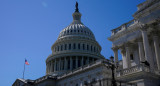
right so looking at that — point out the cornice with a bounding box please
[46,52,104,63]
[133,0,160,19]
[108,23,140,42]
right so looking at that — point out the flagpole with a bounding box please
[23,59,25,79]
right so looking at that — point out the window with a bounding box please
[65,44,67,50]
[76,84,78,86]
[91,45,92,51]
[94,47,96,52]
[87,45,89,50]
[73,43,76,49]
[78,43,80,49]
[130,54,134,60]
[83,44,85,50]
[61,45,63,51]
[58,46,59,51]
[68,60,70,69]
[69,44,71,50]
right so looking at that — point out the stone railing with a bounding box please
[136,0,159,14]
[116,64,150,77]
[111,19,138,35]
[35,75,56,83]
[57,59,105,79]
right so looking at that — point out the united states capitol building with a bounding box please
[13,0,160,86]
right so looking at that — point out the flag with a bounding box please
[25,59,29,65]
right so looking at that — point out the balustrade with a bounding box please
[111,19,137,35]
[116,64,150,77]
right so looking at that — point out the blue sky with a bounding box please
[0,0,145,86]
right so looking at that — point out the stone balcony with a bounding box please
[111,19,138,36]
[116,64,150,77]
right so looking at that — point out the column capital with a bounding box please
[120,48,125,54]
[135,38,143,42]
[139,24,149,31]
[150,18,160,28]
[111,46,118,52]
[124,43,131,48]
[151,30,159,37]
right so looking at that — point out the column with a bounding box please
[48,62,51,72]
[70,57,73,70]
[112,47,118,66]
[138,41,145,62]
[153,35,160,70]
[54,59,56,72]
[81,56,84,66]
[141,27,154,69]
[59,58,61,71]
[51,60,53,72]
[64,57,68,70]
[120,49,127,69]
[125,46,131,68]
[76,56,78,68]
[46,63,48,74]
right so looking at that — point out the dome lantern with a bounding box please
[72,2,82,24]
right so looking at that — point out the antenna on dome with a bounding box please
[75,1,79,12]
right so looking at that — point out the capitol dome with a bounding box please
[58,12,95,40]
[46,2,104,75]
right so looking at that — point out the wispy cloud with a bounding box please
[42,1,48,8]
